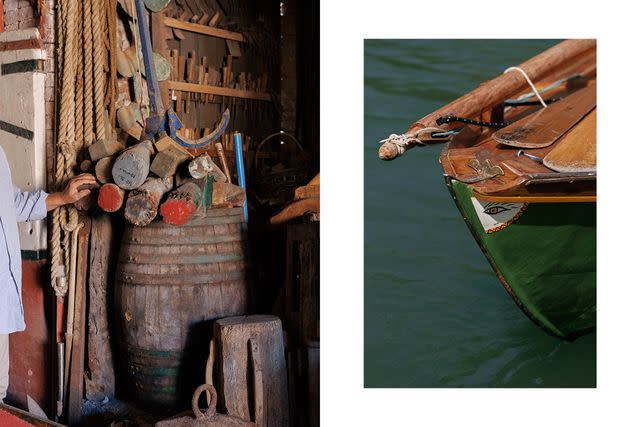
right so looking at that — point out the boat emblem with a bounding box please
[458,158,504,183]
[470,198,528,233]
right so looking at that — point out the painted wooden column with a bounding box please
[0,28,50,415]
[0,27,47,256]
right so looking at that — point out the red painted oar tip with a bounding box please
[98,183,125,212]
[160,199,197,226]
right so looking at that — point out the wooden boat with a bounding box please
[379,40,596,340]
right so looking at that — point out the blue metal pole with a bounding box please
[233,132,248,223]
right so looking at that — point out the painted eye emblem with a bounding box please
[483,206,510,215]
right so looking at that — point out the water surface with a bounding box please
[364,39,596,388]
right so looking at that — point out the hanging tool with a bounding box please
[134,0,229,148]
[233,132,248,223]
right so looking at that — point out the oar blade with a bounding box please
[543,109,596,173]
[494,84,596,148]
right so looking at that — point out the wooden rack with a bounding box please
[163,17,244,42]
[166,80,271,101]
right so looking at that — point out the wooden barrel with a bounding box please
[115,207,250,409]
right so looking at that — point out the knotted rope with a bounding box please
[378,126,448,155]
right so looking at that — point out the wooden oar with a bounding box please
[543,109,596,173]
[378,39,596,160]
[493,83,595,148]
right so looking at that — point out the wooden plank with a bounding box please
[543,109,596,173]
[163,16,244,42]
[493,84,596,148]
[85,215,116,402]
[67,215,91,424]
[166,80,271,101]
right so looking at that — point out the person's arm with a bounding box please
[14,174,97,222]
[45,173,97,212]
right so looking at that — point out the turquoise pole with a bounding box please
[233,132,248,223]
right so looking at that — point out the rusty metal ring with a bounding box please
[192,384,217,419]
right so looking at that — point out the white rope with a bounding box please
[379,127,448,155]
[504,66,547,108]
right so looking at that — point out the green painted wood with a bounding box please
[448,178,596,339]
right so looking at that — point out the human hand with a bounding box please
[61,173,98,204]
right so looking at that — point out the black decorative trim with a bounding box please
[0,119,34,140]
[21,249,47,260]
[1,59,44,75]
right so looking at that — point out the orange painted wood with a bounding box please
[543,109,596,173]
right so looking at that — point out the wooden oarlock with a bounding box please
[378,39,596,160]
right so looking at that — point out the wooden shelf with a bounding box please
[163,17,244,42]
[167,80,271,101]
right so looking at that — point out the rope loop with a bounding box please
[503,66,547,108]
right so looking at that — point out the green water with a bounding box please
[364,40,596,388]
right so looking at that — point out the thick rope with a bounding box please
[92,0,107,142]
[51,0,80,297]
[83,0,94,147]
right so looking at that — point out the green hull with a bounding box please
[447,178,596,340]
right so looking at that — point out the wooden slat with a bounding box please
[163,16,244,42]
[493,84,596,148]
[543,109,596,173]
[166,80,271,101]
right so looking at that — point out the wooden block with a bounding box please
[208,11,221,27]
[159,182,203,225]
[188,153,226,181]
[124,177,173,226]
[270,198,320,225]
[150,148,191,178]
[211,182,245,208]
[214,315,289,427]
[226,40,242,57]
[294,185,319,201]
[112,140,154,190]
[88,138,125,162]
[98,183,125,212]
[95,156,115,184]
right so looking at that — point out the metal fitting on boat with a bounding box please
[516,150,544,163]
